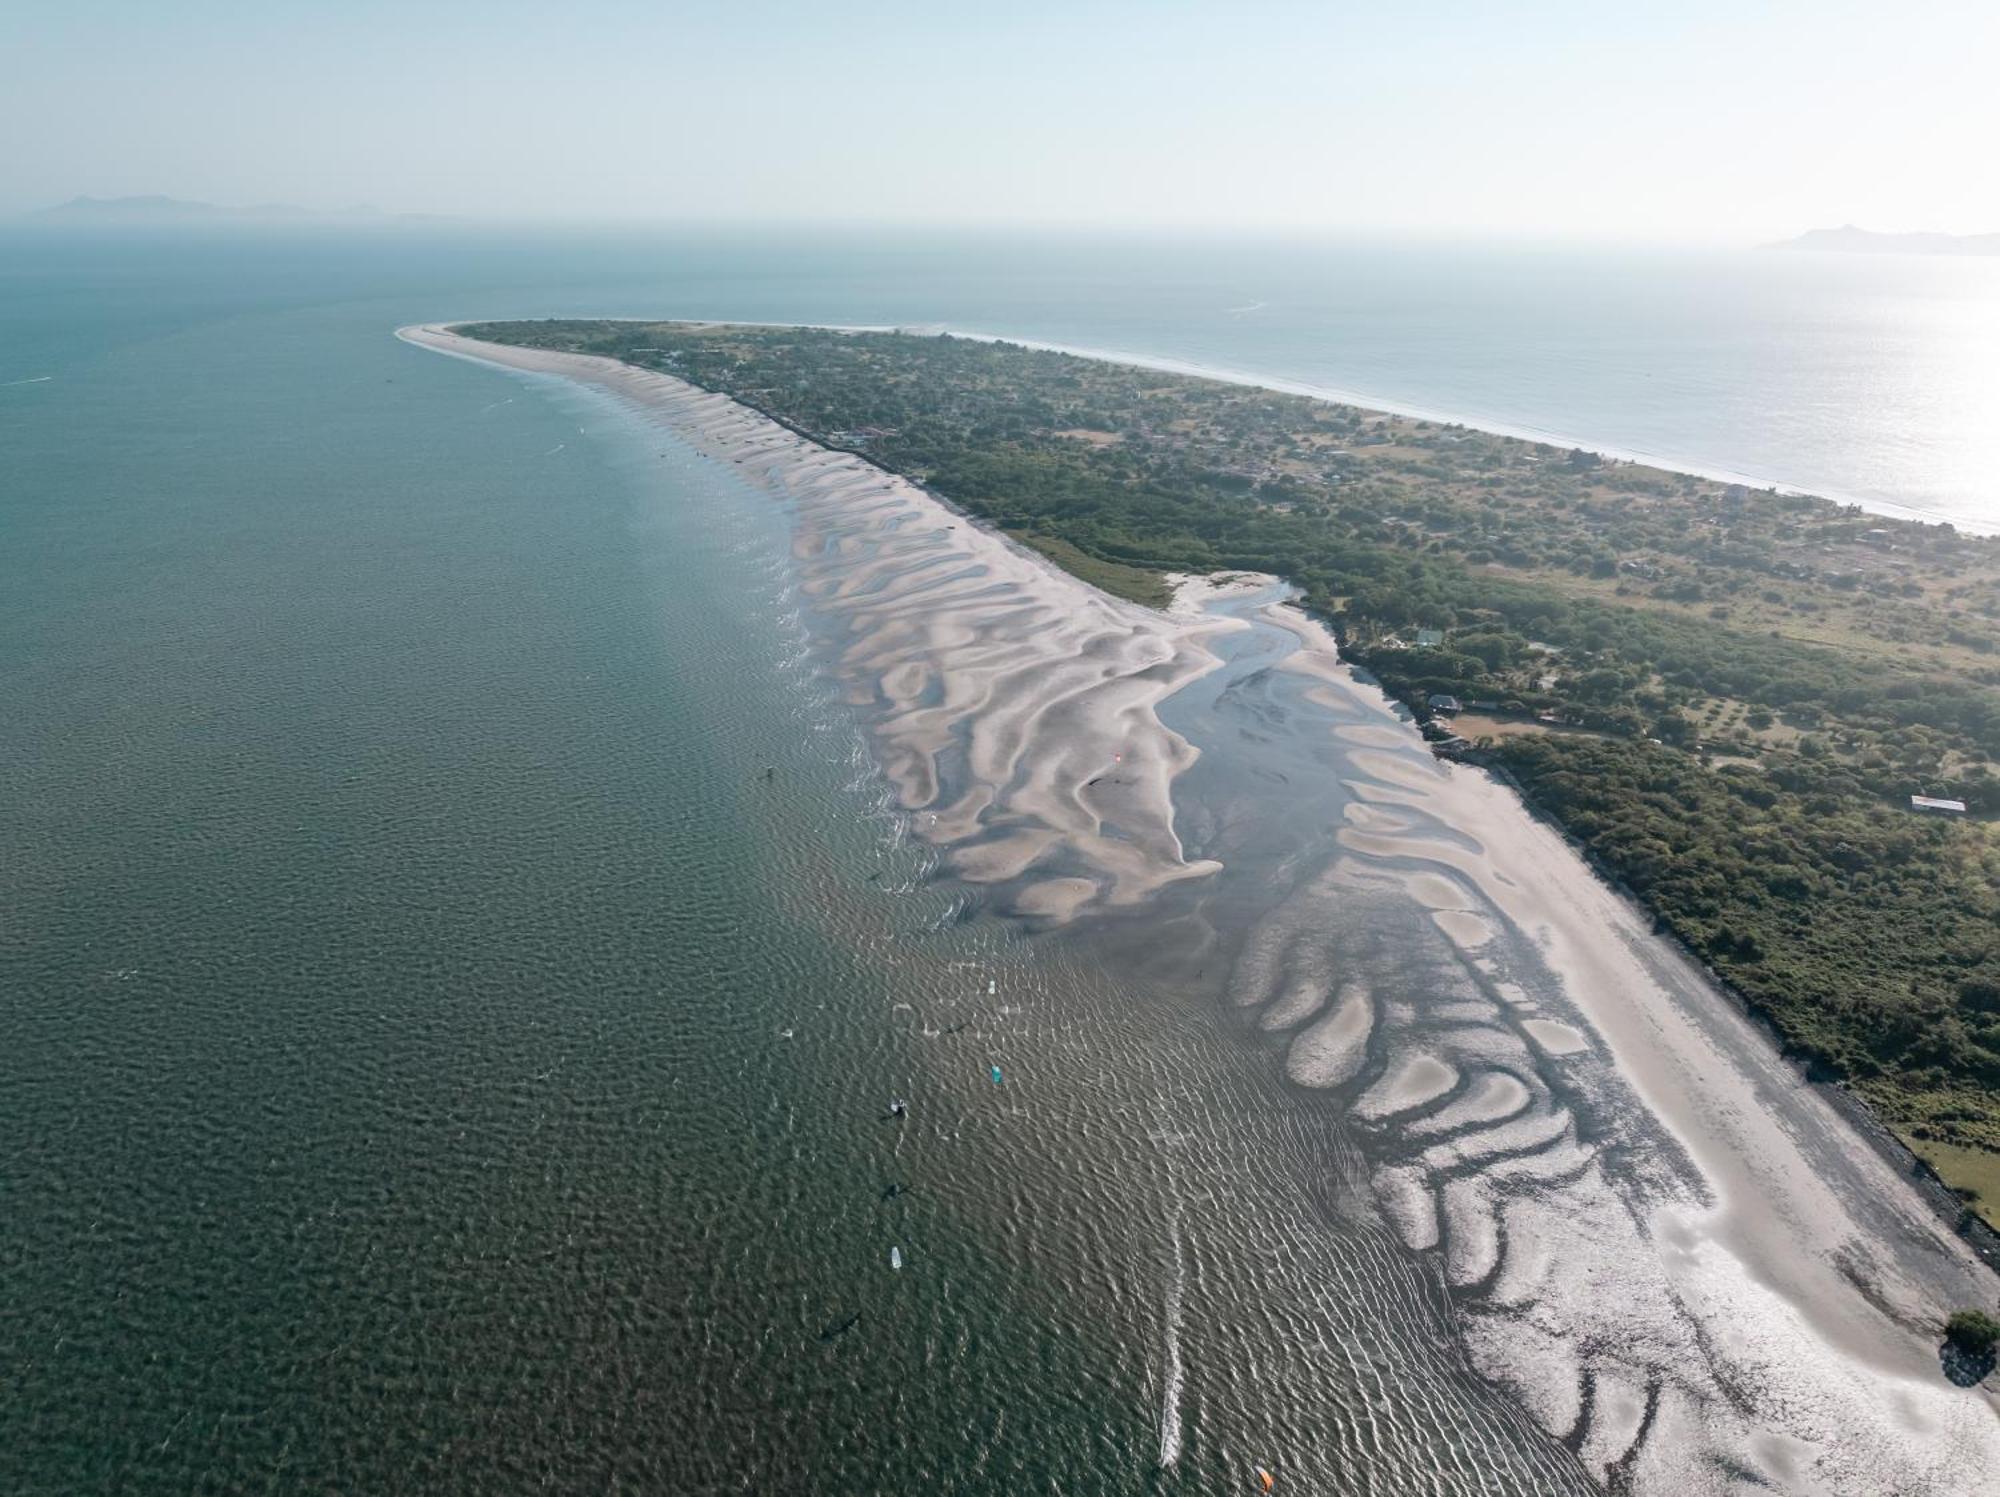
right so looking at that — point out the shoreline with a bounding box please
[399,323,1244,924]
[1476,745,2000,1274]
[403,321,1996,1243]
[400,322,2000,1487]
[1198,593,2000,1482]
[938,328,1991,535]
[460,314,1992,536]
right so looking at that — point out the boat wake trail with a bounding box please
[1158,1184,1187,1469]
[1153,1095,1188,1470]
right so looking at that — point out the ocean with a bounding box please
[8,227,1995,527]
[2,227,1993,1493]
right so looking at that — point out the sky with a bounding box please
[4,0,1997,241]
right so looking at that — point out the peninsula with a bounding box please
[459,319,2000,1222]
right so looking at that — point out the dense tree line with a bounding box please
[1494,735,2000,1148]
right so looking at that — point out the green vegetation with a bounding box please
[1493,735,2000,1151]
[462,319,2000,1196]
[1008,532,1175,608]
[1944,1308,1999,1357]
[1911,1139,2000,1232]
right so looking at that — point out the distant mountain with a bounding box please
[1765,224,2000,256]
[32,194,234,222]
[26,195,443,226]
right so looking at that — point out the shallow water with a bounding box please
[5,234,1995,1495]
[1120,590,2000,1490]
[440,339,1997,1491]
[1,272,1597,1491]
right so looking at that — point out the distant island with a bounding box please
[24,195,442,226]
[1767,224,2000,256]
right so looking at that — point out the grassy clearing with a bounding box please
[1453,712,1607,742]
[1907,1136,2000,1231]
[1008,531,1174,609]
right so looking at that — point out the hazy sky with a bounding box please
[5,0,1996,239]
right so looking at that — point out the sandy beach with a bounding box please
[1203,597,2000,1490]
[399,324,1246,923]
[401,322,2000,1493]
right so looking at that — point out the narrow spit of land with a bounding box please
[456,319,2000,1229]
[404,324,1999,1489]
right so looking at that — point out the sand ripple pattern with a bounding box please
[401,327,2000,1494]
[401,326,1234,926]
[1217,605,2000,1494]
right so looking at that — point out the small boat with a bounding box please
[1255,1467,1275,1491]
[890,1247,903,1271]
[990,1065,1004,1085]
[987,979,997,995]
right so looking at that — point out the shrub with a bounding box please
[1944,1309,2000,1356]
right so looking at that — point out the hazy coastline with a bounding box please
[401,322,2000,1490]
[938,328,1993,535]
[478,313,1991,536]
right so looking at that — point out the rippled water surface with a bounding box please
[6,232,1992,1494]
[1,242,1614,1492]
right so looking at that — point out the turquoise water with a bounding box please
[2,228,1989,1491]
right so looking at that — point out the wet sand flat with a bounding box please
[1211,598,2000,1490]
[401,324,1241,923]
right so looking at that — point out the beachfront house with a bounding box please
[1414,627,1445,648]
[1427,693,1462,715]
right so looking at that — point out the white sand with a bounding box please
[1283,983,1374,1086]
[1161,569,1273,618]
[1521,1017,1591,1056]
[399,324,1241,923]
[1243,596,2000,1491]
